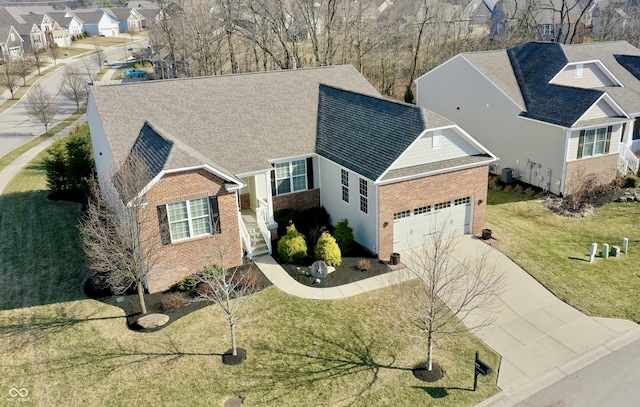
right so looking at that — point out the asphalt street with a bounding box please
[515,337,640,407]
[0,41,145,159]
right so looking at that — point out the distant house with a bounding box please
[0,25,23,61]
[590,0,640,40]
[47,11,85,37]
[21,13,71,47]
[108,8,144,33]
[88,66,496,293]
[416,41,640,196]
[490,0,592,42]
[0,8,43,53]
[74,11,120,37]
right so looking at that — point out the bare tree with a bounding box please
[31,46,49,75]
[59,66,88,112]
[14,56,34,85]
[79,154,162,316]
[91,44,106,73]
[25,83,58,134]
[192,250,259,363]
[388,222,504,374]
[1,61,20,99]
[49,44,61,66]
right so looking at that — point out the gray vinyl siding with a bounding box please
[87,95,117,191]
[580,99,619,121]
[318,156,378,254]
[550,63,616,88]
[416,54,567,194]
[568,123,622,160]
[389,128,482,171]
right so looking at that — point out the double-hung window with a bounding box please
[275,159,307,195]
[578,126,612,158]
[359,178,368,214]
[166,197,212,241]
[341,169,349,203]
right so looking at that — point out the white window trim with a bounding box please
[274,159,307,196]
[341,169,349,203]
[359,178,368,214]
[167,197,211,242]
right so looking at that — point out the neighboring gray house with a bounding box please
[0,8,43,53]
[74,11,120,37]
[108,7,145,32]
[88,65,495,293]
[590,0,640,40]
[0,25,23,61]
[416,41,640,196]
[47,11,85,37]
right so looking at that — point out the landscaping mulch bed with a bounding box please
[84,261,272,332]
[277,248,394,288]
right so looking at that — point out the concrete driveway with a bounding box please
[440,236,640,405]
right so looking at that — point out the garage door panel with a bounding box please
[393,197,472,252]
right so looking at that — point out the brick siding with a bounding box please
[141,169,242,293]
[272,188,321,213]
[377,166,489,260]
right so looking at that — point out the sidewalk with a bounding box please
[253,235,640,406]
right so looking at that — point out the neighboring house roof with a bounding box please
[461,41,640,127]
[90,65,382,176]
[507,42,603,127]
[73,11,109,25]
[316,84,454,181]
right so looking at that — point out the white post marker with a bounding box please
[589,243,598,263]
[623,238,629,254]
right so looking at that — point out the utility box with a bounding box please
[611,246,621,257]
[501,168,514,184]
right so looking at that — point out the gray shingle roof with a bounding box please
[90,65,381,176]
[315,84,454,181]
[507,42,604,127]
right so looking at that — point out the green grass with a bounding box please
[0,155,500,406]
[486,189,640,321]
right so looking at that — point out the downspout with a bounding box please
[374,182,380,257]
[561,128,571,195]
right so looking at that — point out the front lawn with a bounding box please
[0,152,500,406]
[486,189,640,322]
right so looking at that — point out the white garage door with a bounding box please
[393,197,472,252]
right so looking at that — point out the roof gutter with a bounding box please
[375,157,497,186]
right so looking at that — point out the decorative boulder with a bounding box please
[136,313,170,329]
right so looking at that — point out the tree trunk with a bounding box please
[136,281,147,315]
[427,332,433,371]
[230,321,237,356]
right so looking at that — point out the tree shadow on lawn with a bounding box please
[410,385,472,398]
[2,312,222,382]
[244,327,414,406]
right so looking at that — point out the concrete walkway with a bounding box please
[254,235,640,406]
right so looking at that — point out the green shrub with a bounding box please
[333,219,354,254]
[315,231,342,266]
[143,61,152,67]
[277,224,307,263]
[176,275,197,291]
[43,123,95,196]
[274,208,300,236]
[624,174,640,188]
[133,62,142,68]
